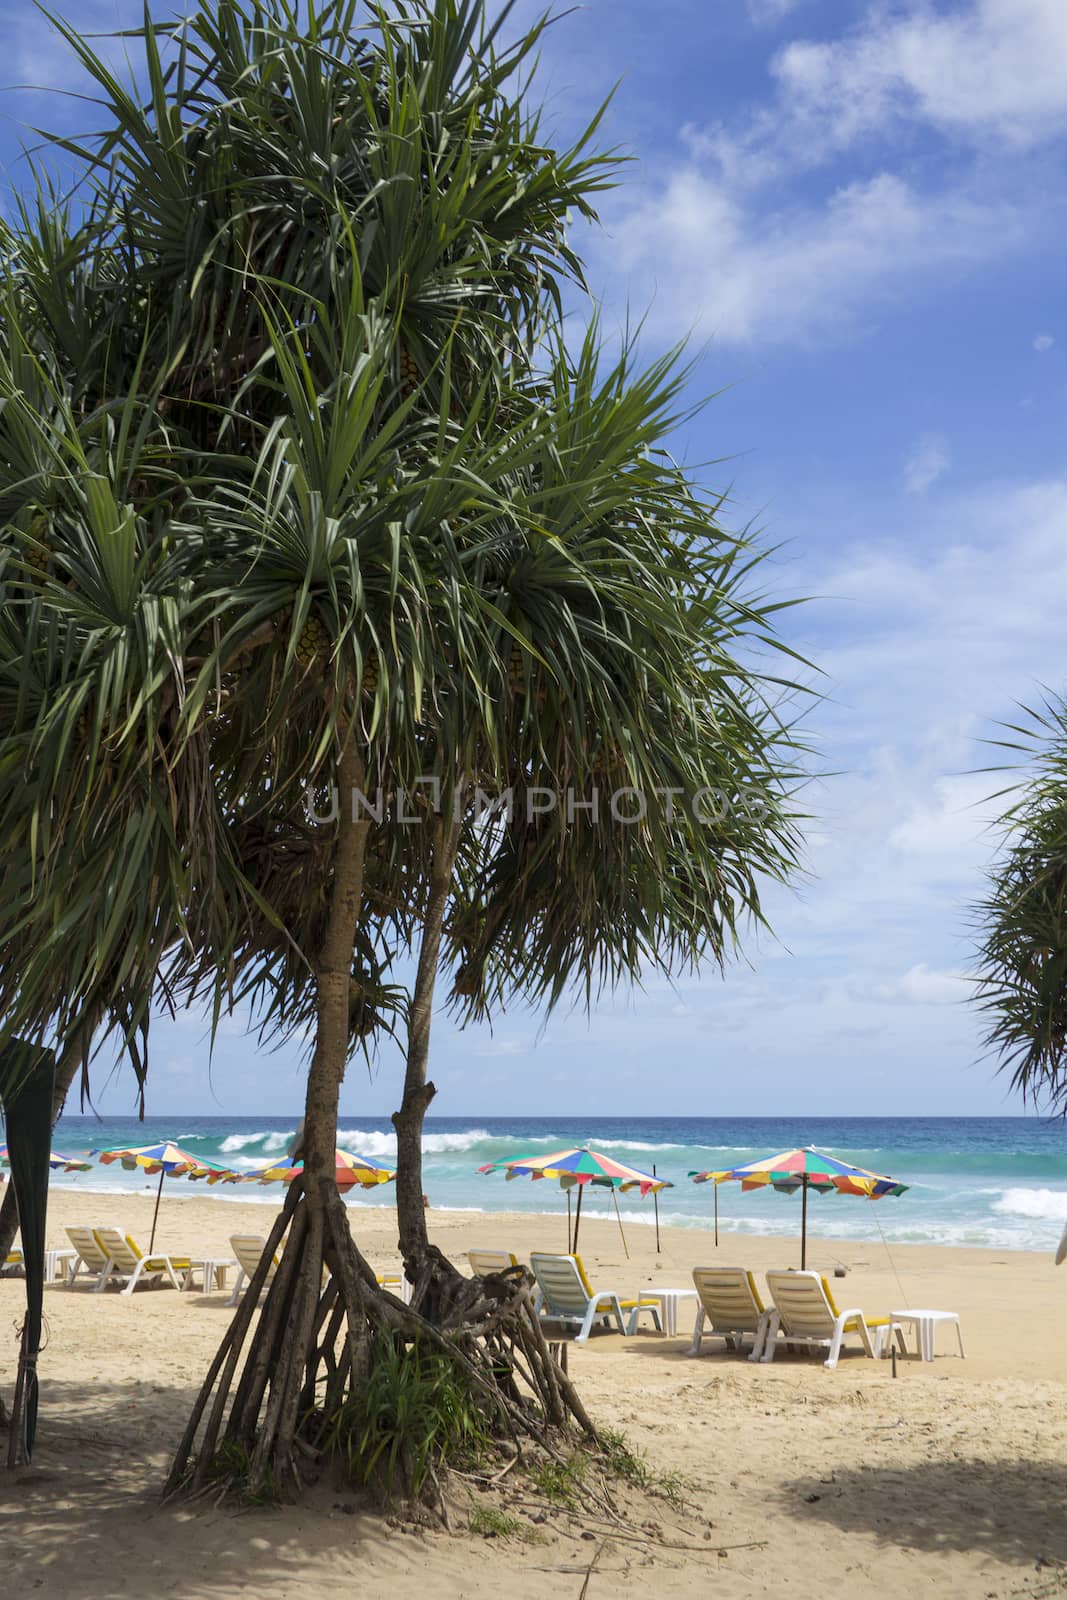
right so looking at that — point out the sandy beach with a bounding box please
[4,1185,1067,1599]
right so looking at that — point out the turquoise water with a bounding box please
[26,1114,1067,1253]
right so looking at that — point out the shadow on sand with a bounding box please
[778,1457,1067,1567]
[1,1377,414,1598]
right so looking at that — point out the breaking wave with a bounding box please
[992,1187,1067,1220]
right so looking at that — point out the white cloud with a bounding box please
[747,0,807,25]
[474,1037,528,1058]
[1034,332,1055,351]
[772,0,1067,154]
[889,774,996,858]
[731,475,1067,1052]
[904,433,950,494]
[872,964,975,1006]
[610,170,1016,345]
[604,2,1064,347]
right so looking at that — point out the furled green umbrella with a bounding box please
[691,1145,908,1268]
[0,1041,54,1464]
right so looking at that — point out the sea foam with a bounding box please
[992,1186,1067,1220]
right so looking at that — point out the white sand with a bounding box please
[3,1185,1067,1598]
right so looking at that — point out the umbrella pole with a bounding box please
[801,1178,807,1270]
[567,1189,572,1254]
[714,1184,719,1248]
[612,1187,629,1259]
[573,1184,583,1255]
[149,1167,165,1255]
[653,1164,661,1254]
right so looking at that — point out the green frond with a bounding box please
[0,0,812,1100]
[974,699,1067,1112]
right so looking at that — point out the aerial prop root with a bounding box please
[164,1182,596,1502]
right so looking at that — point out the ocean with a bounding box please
[27,1114,1067,1255]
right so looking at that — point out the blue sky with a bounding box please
[3,0,1066,1119]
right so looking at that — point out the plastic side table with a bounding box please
[889,1308,965,1361]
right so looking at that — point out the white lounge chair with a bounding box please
[227,1234,282,1306]
[468,1248,520,1276]
[65,1226,112,1286]
[758,1269,903,1370]
[529,1253,662,1344]
[688,1267,770,1356]
[92,1228,192,1294]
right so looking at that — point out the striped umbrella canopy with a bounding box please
[690,1145,908,1267]
[478,1146,673,1253]
[229,1148,396,1192]
[1,1144,91,1172]
[92,1141,238,1252]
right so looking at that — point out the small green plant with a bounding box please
[203,1437,253,1484]
[321,1331,492,1503]
[200,1437,282,1506]
[468,1505,540,1541]
[599,1427,689,1510]
[527,1451,587,1507]
[599,1427,652,1488]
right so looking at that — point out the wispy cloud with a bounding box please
[598,1,1060,348]
[1034,331,1056,351]
[607,170,1017,345]
[904,433,950,494]
[473,1037,529,1059]
[771,0,1067,154]
[870,964,975,1006]
[746,0,808,26]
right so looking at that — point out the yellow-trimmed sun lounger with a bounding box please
[92,1227,192,1295]
[529,1252,662,1344]
[468,1248,520,1276]
[758,1269,904,1369]
[65,1226,112,1286]
[688,1266,768,1356]
[227,1234,281,1305]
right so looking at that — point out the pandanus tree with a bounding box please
[387,327,808,1275]
[0,0,809,1498]
[975,699,1067,1111]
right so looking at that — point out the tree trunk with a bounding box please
[168,731,374,1497]
[302,736,372,1205]
[0,1043,82,1265]
[245,732,371,1482]
[167,758,596,1505]
[393,817,460,1268]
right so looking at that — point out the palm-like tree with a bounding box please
[975,699,1067,1110]
[387,329,809,1274]
[0,0,809,1496]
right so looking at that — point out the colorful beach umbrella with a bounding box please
[478,1146,673,1255]
[230,1147,396,1192]
[690,1145,908,1268]
[92,1141,237,1251]
[0,1144,91,1173]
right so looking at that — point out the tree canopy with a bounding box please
[975,700,1067,1112]
[0,0,808,1102]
